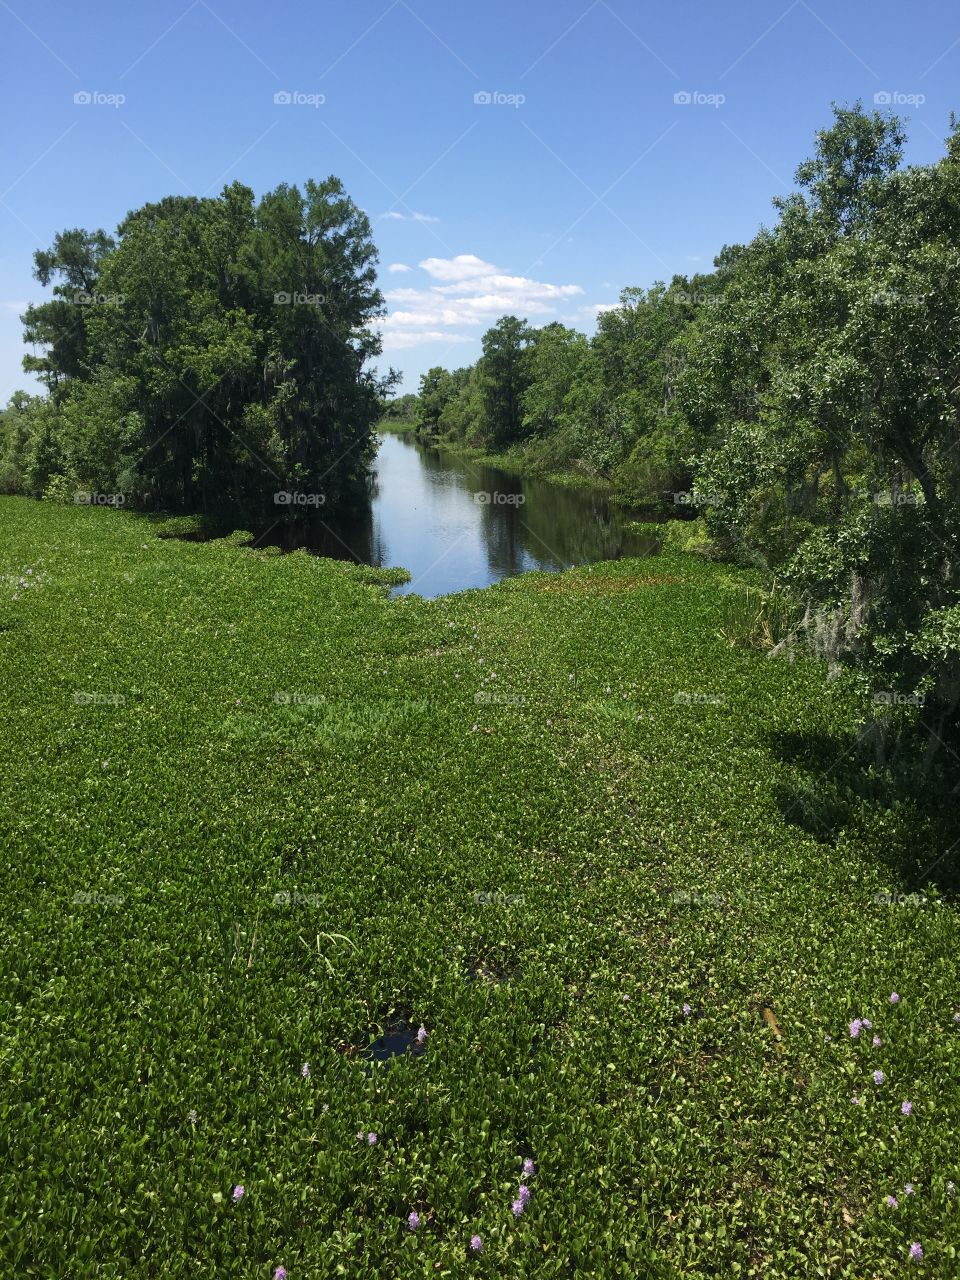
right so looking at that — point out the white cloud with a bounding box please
[420,254,498,282]
[387,263,412,273]
[381,253,583,352]
[377,327,476,351]
[382,211,441,223]
[581,302,621,317]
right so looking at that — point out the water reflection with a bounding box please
[256,431,659,598]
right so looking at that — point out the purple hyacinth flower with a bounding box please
[904,1183,915,1195]
[890,992,900,1004]
[522,1158,536,1177]
[407,1211,420,1231]
[886,1195,898,1208]
[417,1025,427,1044]
[367,1132,378,1145]
[511,1198,525,1218]
[682,1003,692,1017]
[274,1269,288,1280]
[232,1185,245,1203]
[849,1019,863,1038]
[469,1235,483,1252]
[873,1070,885,1085]
[301,1062,310,1078]
[518,1184,531,1204]
[356,1130,364,1141]
[901,1100,913,1116]
[851,1096,861,1106]
[862,1018,872,1029]
[872,1035,881,1047]
[909,1242,923,1261]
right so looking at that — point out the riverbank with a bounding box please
[2,496,958,1277]
[405,431,615,493]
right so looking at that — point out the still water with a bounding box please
[278,431,659,598]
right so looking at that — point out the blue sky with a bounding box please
[1,0,957,398]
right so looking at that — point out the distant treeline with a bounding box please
[408,104,960,748]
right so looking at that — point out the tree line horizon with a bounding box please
[2,102,959,760]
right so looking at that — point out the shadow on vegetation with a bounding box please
[770,727,960,897]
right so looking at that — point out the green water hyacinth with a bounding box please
[1,498,959,1276]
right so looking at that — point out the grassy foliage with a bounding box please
[1,498,958,1277]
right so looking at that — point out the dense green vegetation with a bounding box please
[2,497,959,1277]
[3,101,959,1275]
[412,105,960,764]
[4,178,393,516]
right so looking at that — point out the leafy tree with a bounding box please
[21,179,393,515]
[681,103,960,754]
[476,315,532,449]
[21,229,116,395]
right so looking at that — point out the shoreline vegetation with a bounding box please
[2,97,959,1275]
[3,495,960,1275]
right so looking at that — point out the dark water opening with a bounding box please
[363,1020,427,1066]
[253,431,661,598]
